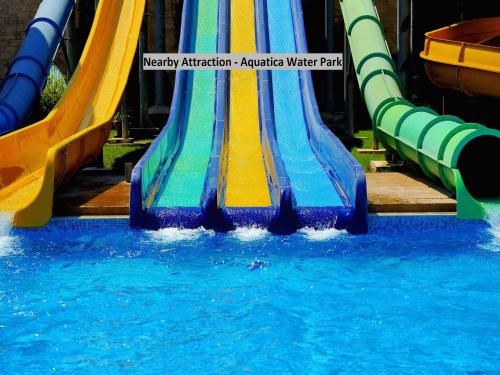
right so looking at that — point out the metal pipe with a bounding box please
[66,10,77,74]
[121,91,130,140]
[138,19,147,128]
[154,0,166,105]
[325,0,335,113]
[343,30,355,138]
[397,0,411,95]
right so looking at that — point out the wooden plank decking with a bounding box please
[53,172,457,217]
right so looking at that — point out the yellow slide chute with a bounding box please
[0,0,145,227]
[225,0,272,207]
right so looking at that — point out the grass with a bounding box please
[350,129,386,171]
[103,130,153,170]
[102,128,383,173]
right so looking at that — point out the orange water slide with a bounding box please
[420,17,500,98]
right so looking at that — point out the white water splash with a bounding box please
[485,203,500,251]
[299,227,345,241]
[147,227,215,243]
[0,213,19,257]
[230,226,269,242]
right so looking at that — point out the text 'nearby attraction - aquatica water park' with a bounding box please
[0,0,499,372]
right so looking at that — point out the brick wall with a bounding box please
[375,0,398,53]
[0,1,40,79]
[0,0,182,79]
[333,0,397,53]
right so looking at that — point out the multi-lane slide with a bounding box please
[0,0,75,135]
[132,0,281,230]
[339,0,500,218]
[0,0,145,227]
[131,0,368,232]
[420,17,500,99]
[131,0,275,229]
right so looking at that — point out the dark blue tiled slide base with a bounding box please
[142,207,205,230]
[14,214,488,234]
[296,206,354,230]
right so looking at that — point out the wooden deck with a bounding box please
[54,175,130,216]
[366,173,456,213]
[53,172,457,217]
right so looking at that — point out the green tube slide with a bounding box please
[339,0,500,219]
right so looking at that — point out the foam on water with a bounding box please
[0,213,11,236]
[230,226,269,242]
[0,212,18,257]
[299,226,344,241]
[484,201,500,251]
[147,227,215,243]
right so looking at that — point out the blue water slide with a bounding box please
[256,0,368,233]
[130,0,227,229]
[0,0,75,136]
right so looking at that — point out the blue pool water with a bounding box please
[0,217,499,373]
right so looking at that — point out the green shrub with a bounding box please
[40,75,67,117]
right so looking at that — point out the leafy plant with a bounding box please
[39,75,67,117]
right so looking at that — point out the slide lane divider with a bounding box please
[201,0,232,231]
[254,0,298,233]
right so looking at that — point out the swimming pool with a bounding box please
[1,217,499,373]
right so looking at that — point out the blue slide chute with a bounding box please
[0,0,75,135]
[255,0,368,233]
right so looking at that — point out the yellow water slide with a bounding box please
[225,0,271,207]
[0,0,145,227]
[420,17,500,98]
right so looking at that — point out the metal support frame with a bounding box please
[325,0,335,114]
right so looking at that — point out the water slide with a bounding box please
[420,17,500,98]
[131,0,275,229]
[131,0,368,233]
[0,0,145,227]
[256,0,367,232]
[0,0,75,135]
[130,0,225,229]
[131,0,282,230]
[339,0,500,218]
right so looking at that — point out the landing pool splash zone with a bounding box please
[143,53,343,70]
[1,217,499,372]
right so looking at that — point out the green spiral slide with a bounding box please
[340,0,500,219]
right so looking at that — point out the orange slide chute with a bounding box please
[0,0,145,227]
[420,17,500,98]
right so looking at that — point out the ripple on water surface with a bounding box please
[0,220,499,373]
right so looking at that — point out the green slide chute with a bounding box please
[339,0,500,219]
[155,0,218,207]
